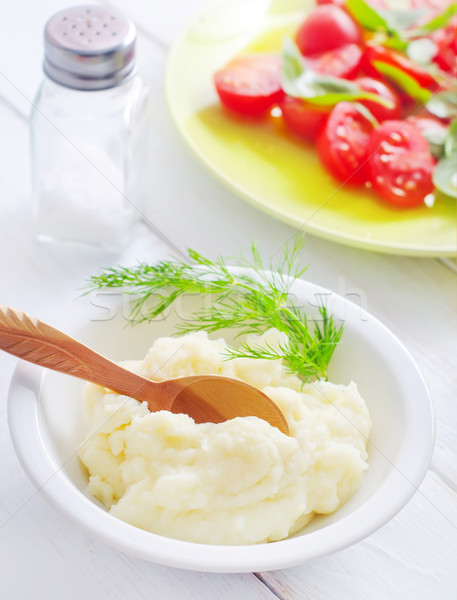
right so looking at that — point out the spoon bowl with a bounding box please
[0,305,289,435]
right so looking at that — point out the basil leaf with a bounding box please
[282,38,393,107]
[419,2,457,33]
[382,37,410,51]
[346,0,390,32]
[295,90,393,106]
[427,91,457,119]
[347,0,425,34]
[419,125,448,159]
[433,156,457,199]
[373,60,432,102]
[432,117,457,199]
[379,8,427,31]
[444,119,457,157]
[282,37,304,82]
[404,2,457,39]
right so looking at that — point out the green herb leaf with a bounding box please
[349,0,456,45]
[373,60,432,101]
[282,38,393,107]
[418,123,449,159]
[379,8,427,31]
[427,91,457,119]
[289,90,393,106]
[382,36,410,51]
[444,119,457,157]
[86,237,343,382]
[347,0,425,33]
[405,117,452,160]
[427,117,455,198]
[418,2,457,33]
[282,37,304,82]
[433,155,457,199]
[402,2,457,39]
[346,0,391,32]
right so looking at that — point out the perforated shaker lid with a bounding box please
[43,5,136,91]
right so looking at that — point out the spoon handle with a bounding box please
[0,305,169,409]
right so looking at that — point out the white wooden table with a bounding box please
[1,1,456,598]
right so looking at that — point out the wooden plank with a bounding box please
[256,471,457,600]
[0,487,277,600]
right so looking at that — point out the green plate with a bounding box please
[166,0,456,256]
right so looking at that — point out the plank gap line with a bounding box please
[254,572,290,600]
[0,93,28,122]
[429,464,457,496]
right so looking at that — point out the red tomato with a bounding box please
[356,77,402,122]
[316,0,345,5]
[214,55,284,116]
[367,120,435,207]
[296,6,362,56]
[318,0,388,6]
[362,45,440,91]
[432,17,457,73]
[306,43,362,79]
[280,96,330,140]
[317,102,375,183]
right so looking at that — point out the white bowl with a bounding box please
[8,275,434,572]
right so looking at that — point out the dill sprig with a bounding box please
[86,238,343,381]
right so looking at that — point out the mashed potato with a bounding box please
[79,331,371,545]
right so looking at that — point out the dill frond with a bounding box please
[86,237,342,381]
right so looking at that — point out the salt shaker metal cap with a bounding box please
[43,5,136,91]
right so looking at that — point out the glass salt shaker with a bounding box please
[30,5,148,252]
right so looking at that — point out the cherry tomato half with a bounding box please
[317,102,375,184]
[432,17,457,74]
[362,45,440,92]
[296,5,362,57]
[367,120,435,207]
[316,0,345,6]
[280,96,330,140]
[306,43,362,79]
[356,77,402,122]
[214,55,284,116]
[318,0,388,5]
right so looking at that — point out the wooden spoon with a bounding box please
[0,306,289,435]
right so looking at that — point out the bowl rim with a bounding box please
[7,275,435,572]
